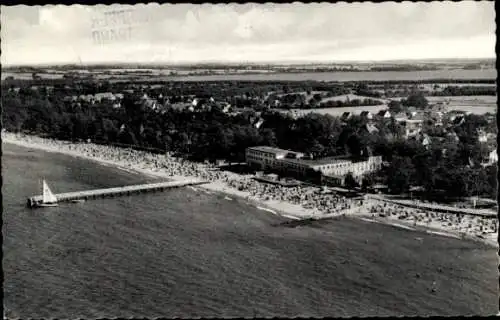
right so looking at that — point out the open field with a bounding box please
[417,83,497,91]
[427,96,497,114]
[126,69,499,82]
[319,93,389,104]
[272,92,388,105]
[385,95,497,114]
[272,90,330,103]
[445,105,496,115]
[282,105,389,117]
[426,95,497,104]
[282,94,497,117]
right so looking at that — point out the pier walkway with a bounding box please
[367,195,497,218]
[27,179,208,208]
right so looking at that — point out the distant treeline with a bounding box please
[343,79,497,85]
[3,77,496,89]
[429,86,497,96]
[2,79,355,102]
[369,66,439,72]
[272,66,439,73]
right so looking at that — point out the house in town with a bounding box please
[361,123,379,135]
[63,96,77,103]
[406,107,418,118]
[429,110,445,126]
[431,102,447,113]
[94,92,116,103]
[447,110,465,122]
[140,96,158,110]
[341,112,353,122]
[222,103,232,113]
[377,109,391,119]
[477,129,490,143]
[404,114,424,138]
[192,98,200,107]
[446,130,460,143]
[421,134,432,149]
[451,114,466,126]
[489,149,497,164]
[77,94,96,104]
[170,102,192,112]
[360,111,373,121]
[254,118,265,129]
[393,112,408,123]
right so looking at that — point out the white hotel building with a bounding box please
[245,146,382,184]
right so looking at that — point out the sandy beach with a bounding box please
[3,131,497,247]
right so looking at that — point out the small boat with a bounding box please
[71,199,86,203]
[35,180,59,208]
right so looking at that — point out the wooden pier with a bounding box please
[367,195,497,218]
[27,179,208,208]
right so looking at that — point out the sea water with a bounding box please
[2,143,497,318]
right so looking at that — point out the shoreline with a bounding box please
[3,132,498,248]
[2,134,316,220]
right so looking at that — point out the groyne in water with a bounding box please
[27,179,208,208]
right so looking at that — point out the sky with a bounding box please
[1,2,496,66]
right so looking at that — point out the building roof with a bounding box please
[279,155,352,167]
[170,102,191,110]
[410,113,425,121]
[448,110,465,115]
[365,124,379,133]
[452,115,465,125]
[393,112,407,119]
[254,118,265,128]
[95,92,115,99]
[247,146,290,155]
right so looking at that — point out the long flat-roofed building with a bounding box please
[245,146,382,185]
[245,146,305,171]
[322,156,383,184]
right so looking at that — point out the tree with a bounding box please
[387,117,403,138]
[309,141,326,158]
[404,92,428,109]
[388,100,403,113]
[305,168,322,184]
[344,172,359,190]
[118,128,138,145]
[260,128,277,147]
[387,156,415,194]
[361,173,375,191]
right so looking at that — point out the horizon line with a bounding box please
[2,56,496,68]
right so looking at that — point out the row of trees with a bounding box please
[275,94,383,110]
[317,98,382,108]
[2,85,496,200]
[429,86,497,96]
